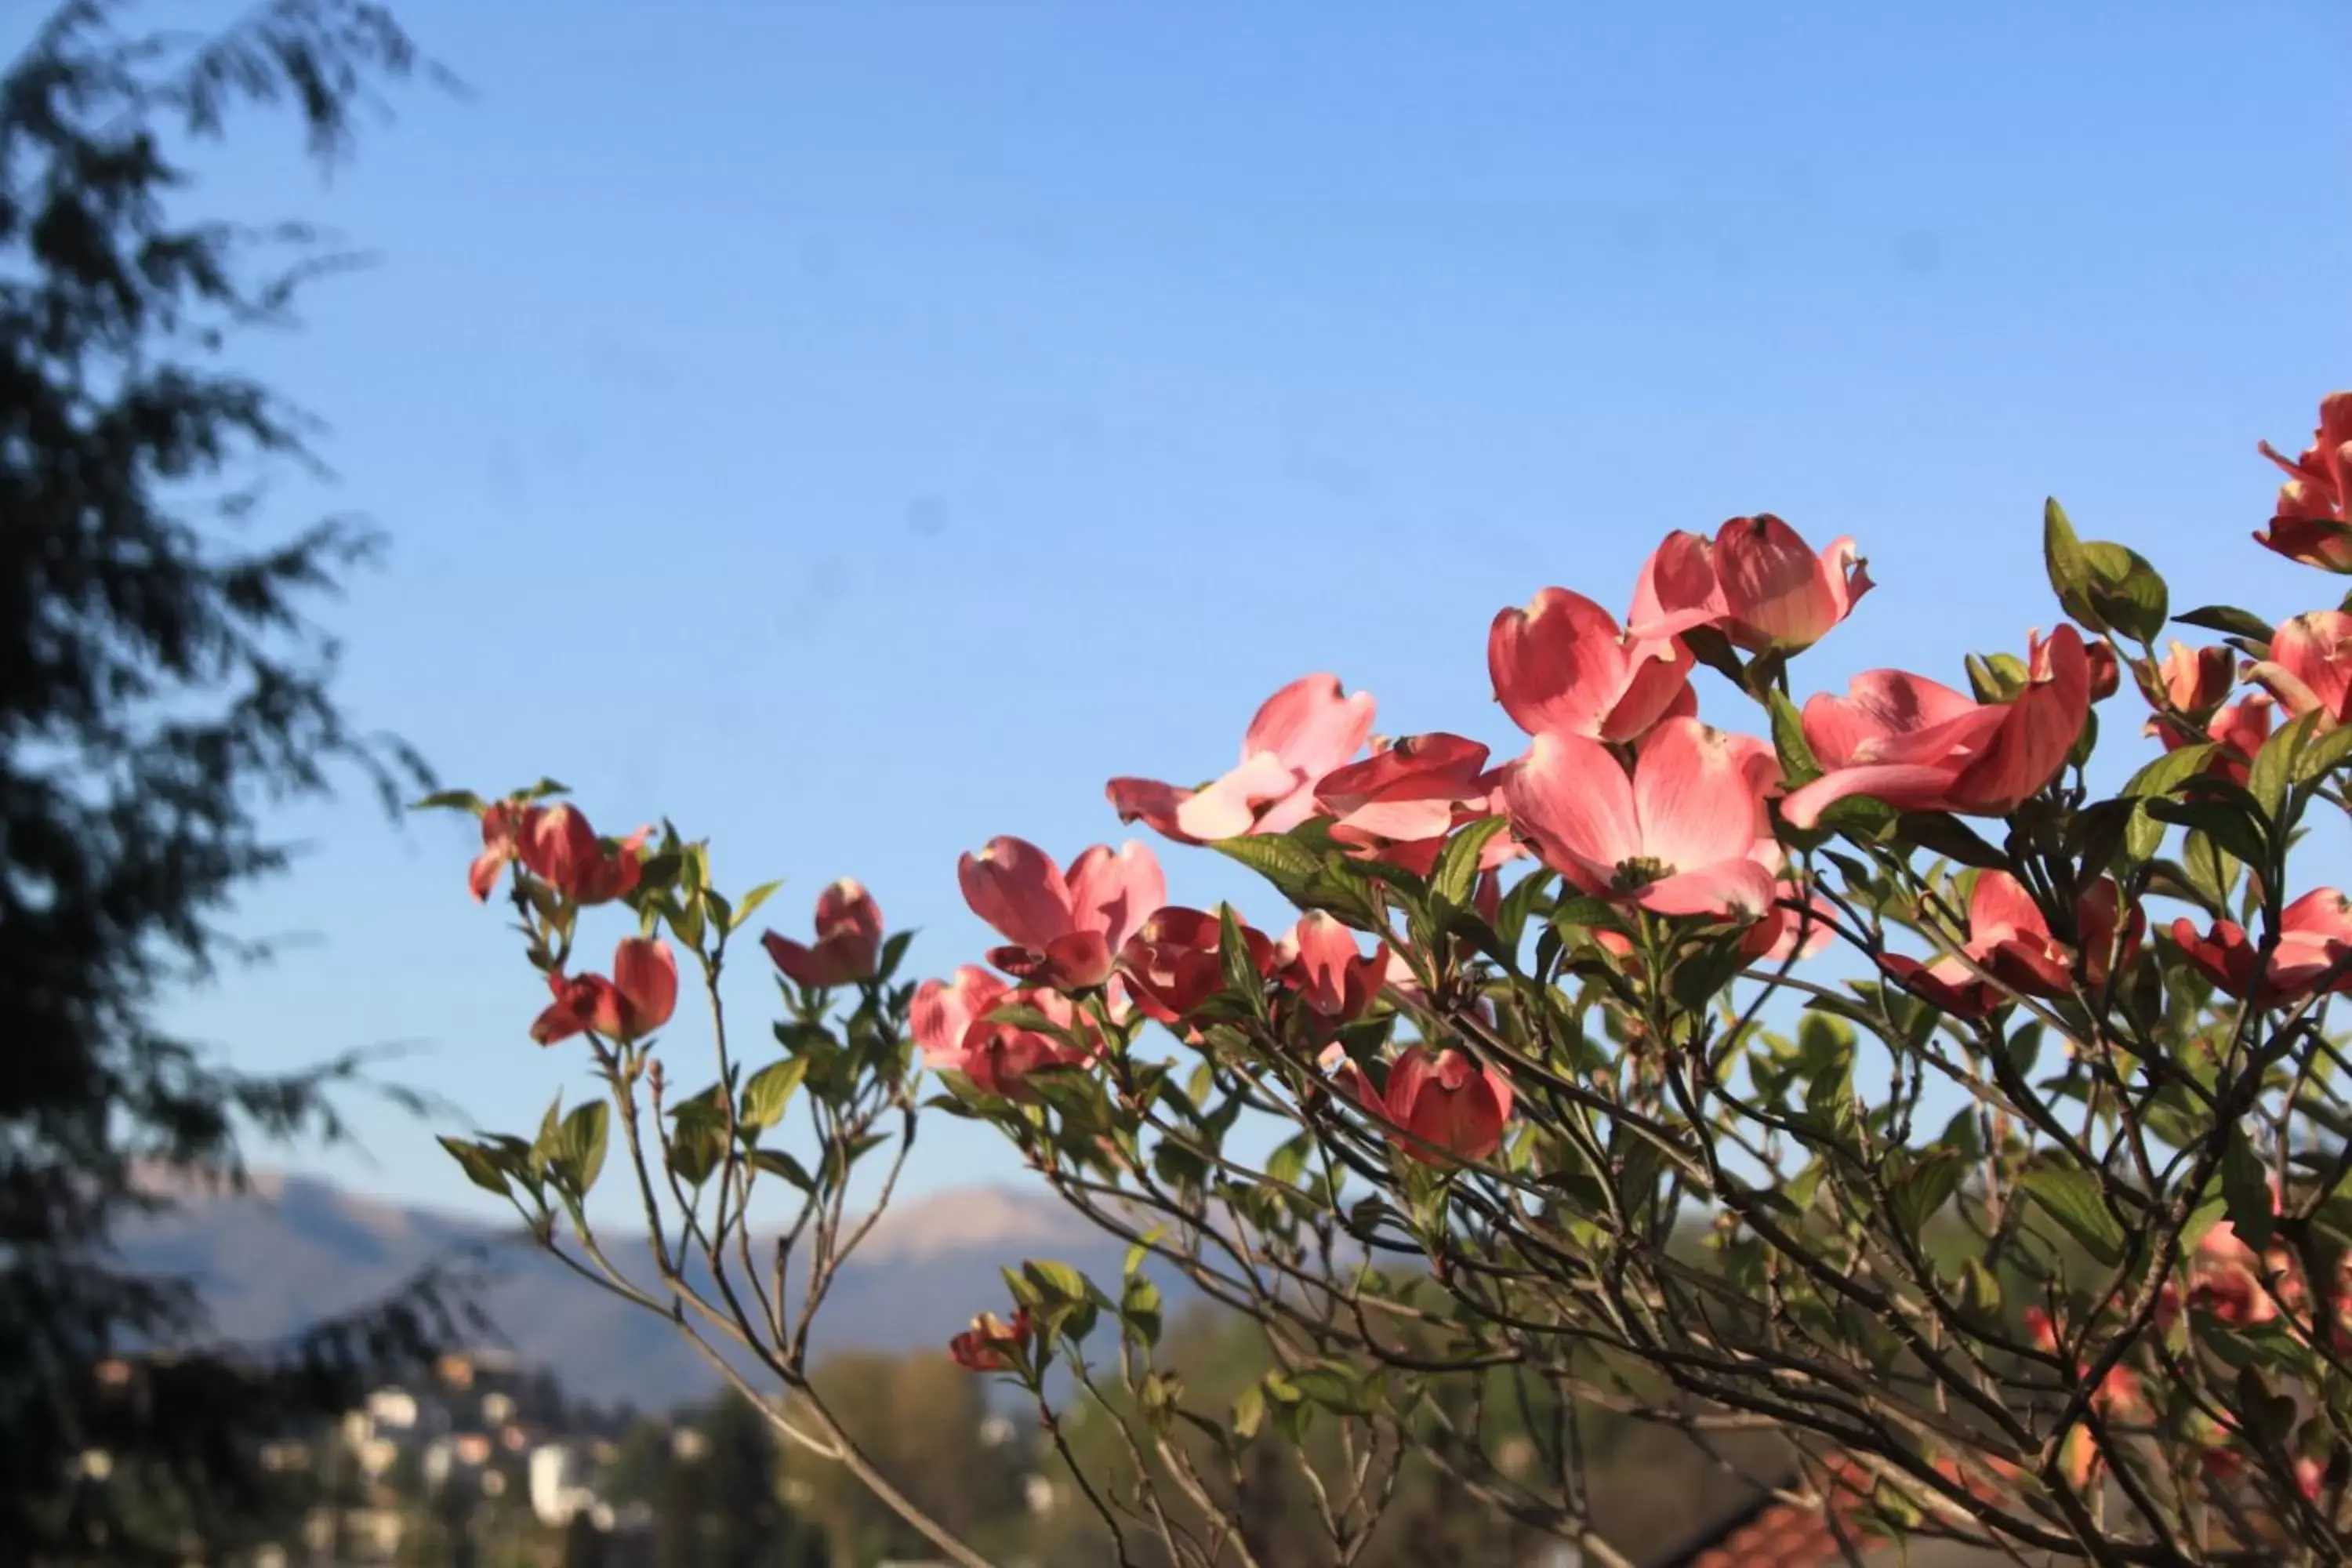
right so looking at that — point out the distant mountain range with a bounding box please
[115,1171,1171,1410]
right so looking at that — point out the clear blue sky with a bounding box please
[129,0,2351,1221]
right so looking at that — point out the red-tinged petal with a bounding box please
[1240,673,1377,780]
[1632,717,1771,873]
[1489,588,1635,740]
[813,880,884,975]
[1881,953,1996,1018]
[521,804,602,894]
[1633,859,1776,921]
[1627,529,1725,641]
[1287,912,1373,1019]
[2256,516,2352,572]
[1943,626,2091,815]
[2252,611,2352,724]
[762,933,832,989]
[1801,670,1985,768]
[1498,732,1640,895]
[958,837,1074,949]
[1968,872,2049,944]
[1065,840,1167,953]
[1313,732,1492,844]
[2170,918,2258,1000]
[1741,886,1839,963]
[1173,750,1300,840]
[1601,637,1698,743]
[1780,763,1965,831]
[2159,641,2237,713]
[1038,929,1115,990]
[912,965,1011,1069]
[612,938,679,1037]
[468,845,510,902]
[1396,1049,1509,1164]
[1105,776,1202,844]
[1713,514,1844,652]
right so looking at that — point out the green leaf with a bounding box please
[1022,1259,1090,1305]
[2247,710,2319,829]
[2147,789,2266,871]
[731,880,783,932]
[2180,828,2241,912]
[2118,742,2219,861]
[1210,833,1324,906]
[2175,604,2275,644]
[1888,1149,1968,1240]
[1217,904,1269,1019]
[1230,1383,1267,1441]
[2043,498,2104,632]
[2221,1128,2275,1251]
[1265,1133,1312,1189]
[2080,541,2169,644]
[2296,722,2352,785]
[1894,811,2008,871]
[1767,688,1820,786]
[1288,1365,1365,1415]
[1432,816,1511,909]
[558,1102,609,1196]
[2020,1167,2127,1267]
[438,1136,512,1198]
[741,1057,811,1131]
[1965,652,2027,704]
[410,789,486,815]
[750,1149,815,1189]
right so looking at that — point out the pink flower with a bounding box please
[2172,888,2352,1004]
[1501,716,1780,921]
[914,968,1096,1096]
[517,804,650,906]
[948,1308,1033,1373]
[1740,881,1840,964]
[1277,913,1388,1025]
[2256,392,2352,572]
[1780,626,2092,828]
[2148,692,2273,787]
[1881,873,2141,1016]
[2152,640,2238,715]
[1119,906,1276,1027]
[2084,641,2121,702]
[1710,515,1872,652]
[1623,517,1871,654]
[912,965,1011,1064]
[1313,733,1523,874]
[957,988,1098,1098]
[1107,674,1375,844]
[469,801,532,902]
[2250,610,2352,729]
[531,937,679,1044]
[1345,1046,1513,1166]
[958,837,1165,991]
[760,879,884,989]
[1489,587,1696,744]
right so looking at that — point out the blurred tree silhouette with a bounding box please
[0,2,470,1560]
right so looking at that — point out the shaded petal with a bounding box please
[1497,732,1639,893]
[1241,673,1377,778]
[1106,776,1203,844]
[1066,840,1167,951]
[1632,717,1769,872]
[1780,763,1967,830]
[1634,858,1776,920]
[1173,750,1300,840]
[1489,588,1632,739]
[958,837,1074,949]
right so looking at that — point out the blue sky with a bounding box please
[122,0,2352,1222]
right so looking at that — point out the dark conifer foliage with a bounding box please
[0,3,475,1559]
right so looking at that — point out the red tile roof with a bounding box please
[1666,1456,1878,1568]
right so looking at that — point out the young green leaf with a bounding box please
[2020,1167,2127,1267]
